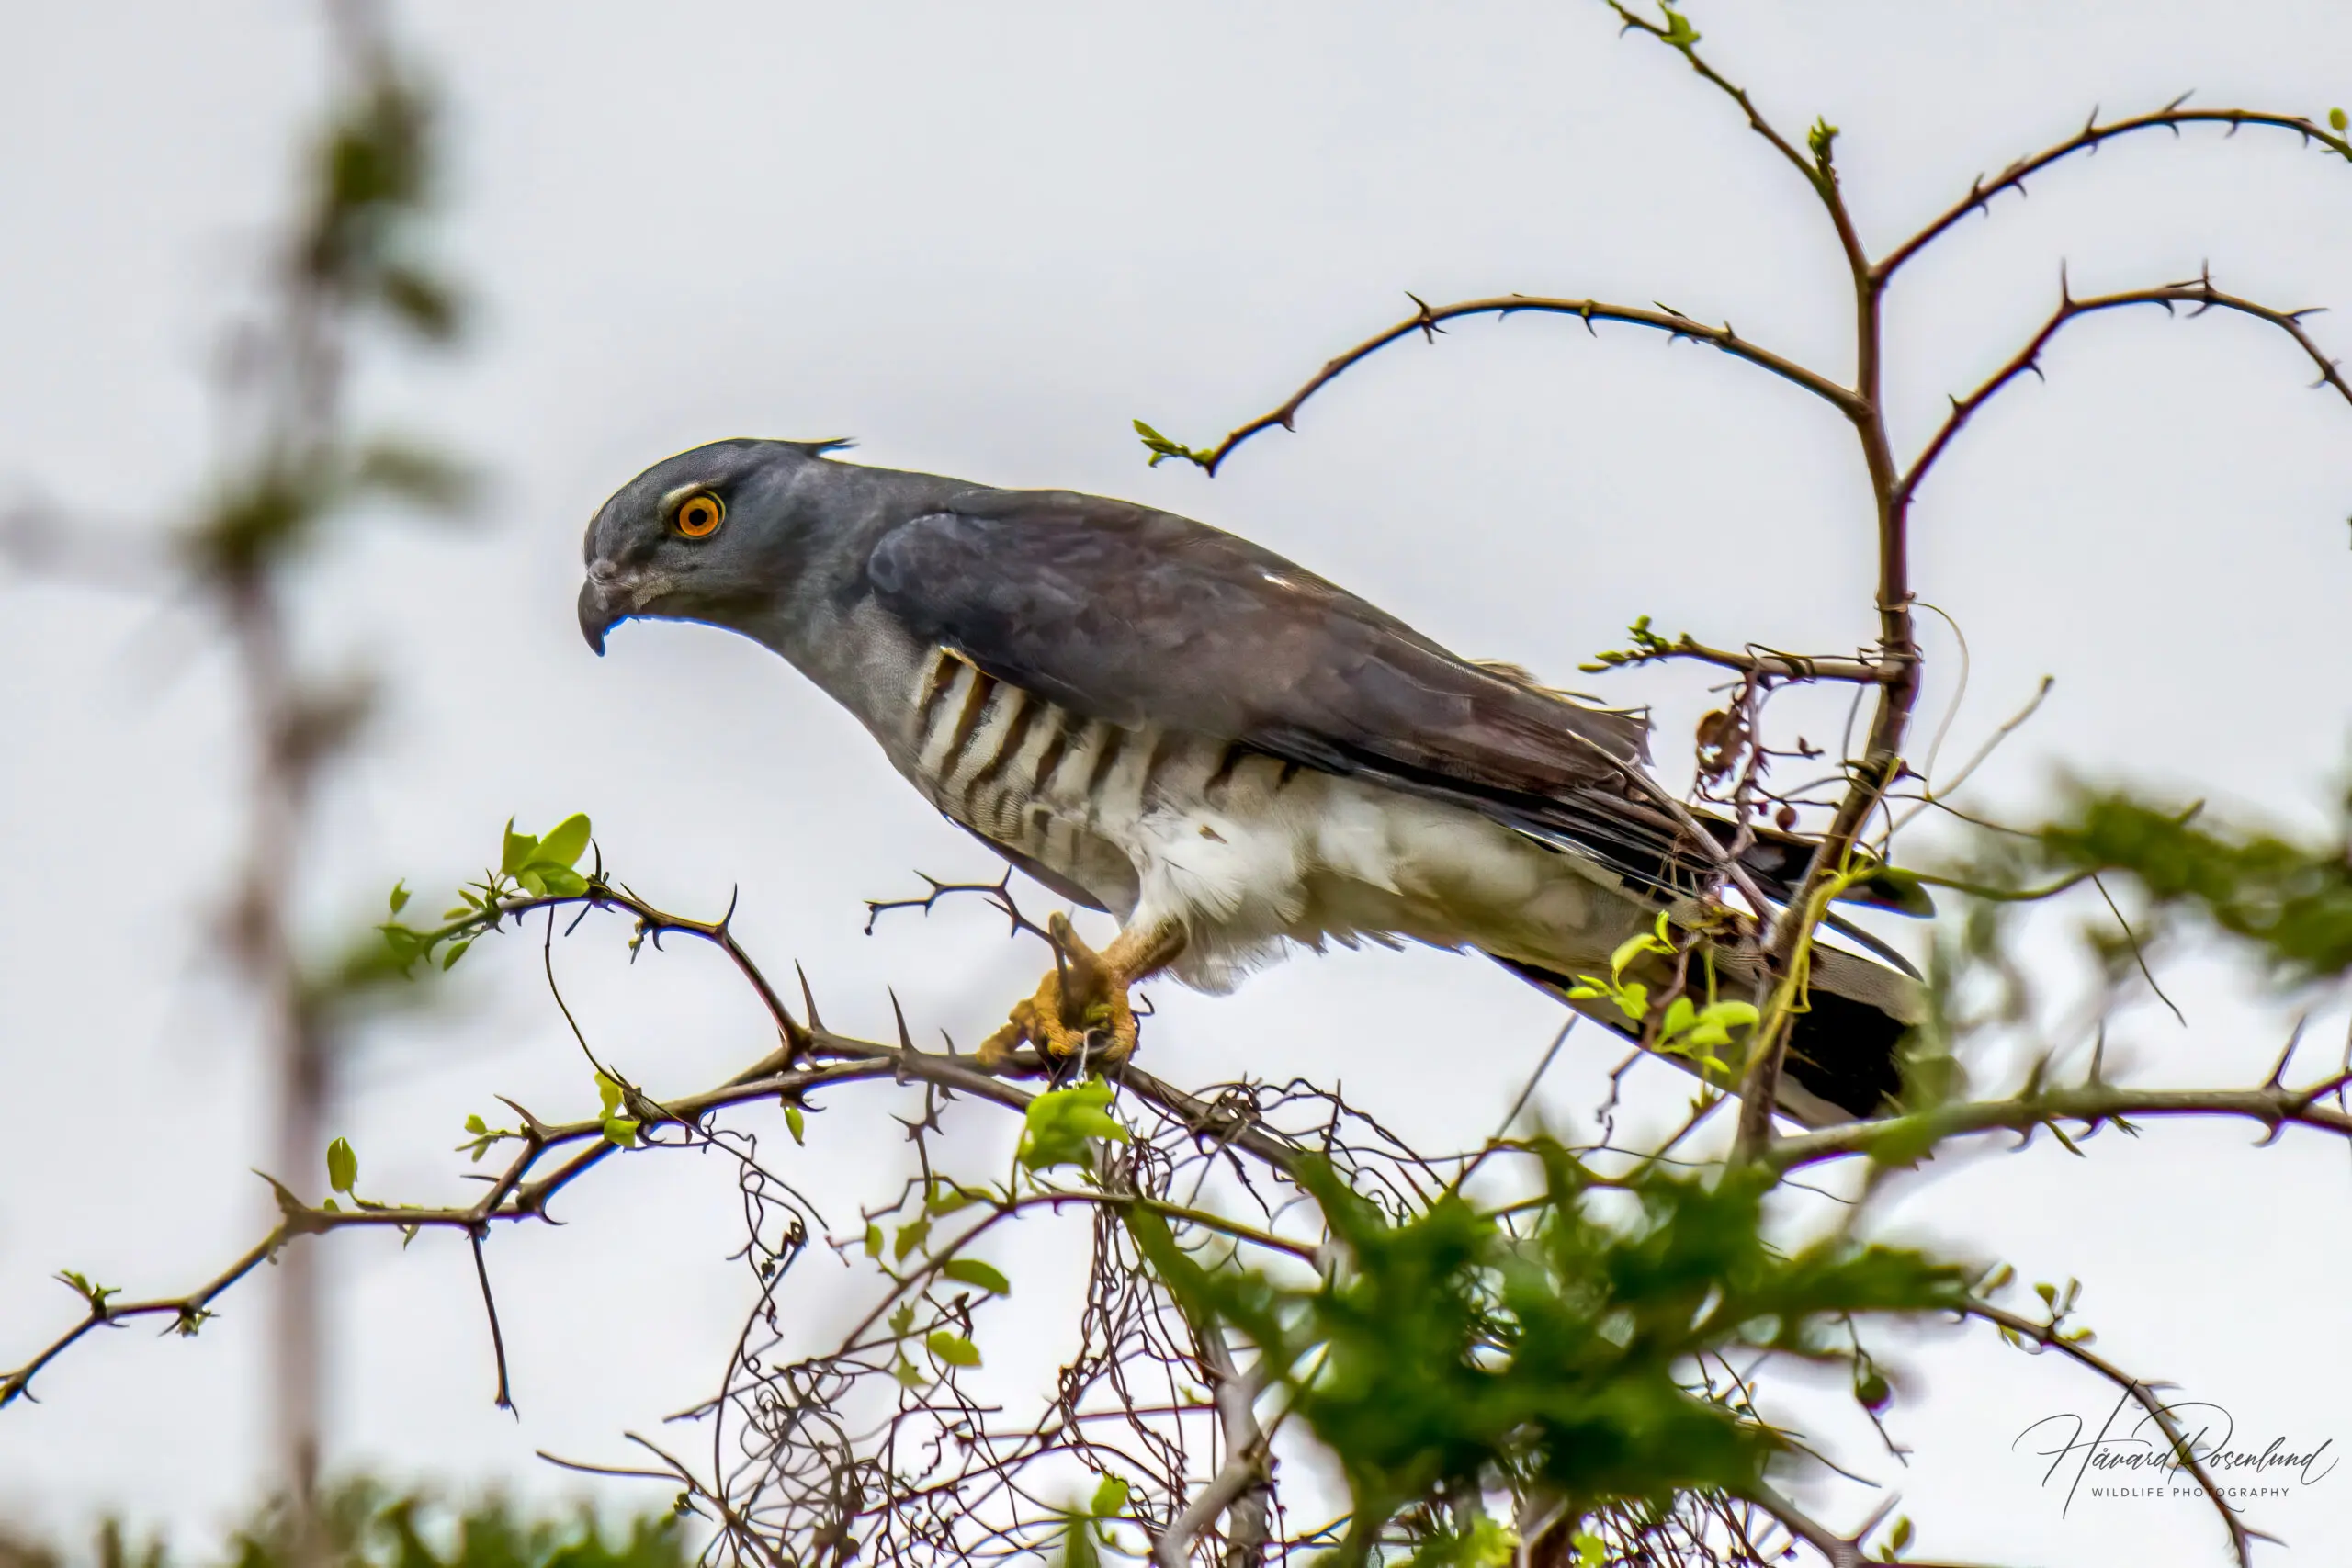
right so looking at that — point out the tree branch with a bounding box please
[0,875,1330,1412]
[0,1046,920,1407]
[468,1227,515,1414]
[1766,1069,2352,1173]
[1878,101,2352,284]
[1583,629,1894,684]
[1154,1326,1272,1568]
[0,1231,288,1407]
[1601,3,1871,283]
[1902,268,2352,505]
[1167,294,1860,477]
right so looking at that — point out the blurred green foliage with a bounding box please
[183,48,471,587]
[1132,1149,1967,1563]
[2034,789,2352,980]
[0,1483,691,1568]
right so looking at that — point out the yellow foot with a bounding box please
[977,913,1151,1072]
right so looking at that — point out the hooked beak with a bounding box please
[578,575,616,656]
[581,560,686,655]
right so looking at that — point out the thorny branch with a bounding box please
[1165,293,1865,476]
[11,861,2349,1567]
[1903,267,2352,505]
[1768,1067,2352,1174]
[1878,98,2352,283]
[1583,625,1895,685]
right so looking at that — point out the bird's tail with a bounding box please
[1490,939,1920,1130]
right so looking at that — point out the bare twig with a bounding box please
[469,1228,516,1415]
[1888,675,2052,834]
[1584,631,1893,685]
[1175,293,1862,477]
[1902,269,2352,506]
[1879,100,2352,283]
[1767,1070,2352,1172]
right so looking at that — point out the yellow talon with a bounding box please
[975,913,1160,1072]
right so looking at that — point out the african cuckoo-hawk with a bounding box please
[578,439,1922,1127]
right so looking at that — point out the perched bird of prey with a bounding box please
[580,439,1923,1127]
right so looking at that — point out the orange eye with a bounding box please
[675,491,724,538]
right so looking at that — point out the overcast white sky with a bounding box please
[5,3,2351,1563]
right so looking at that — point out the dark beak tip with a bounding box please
[577,579,612,657]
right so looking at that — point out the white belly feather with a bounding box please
[896,647,1651,994]
[1124,760,1644,993]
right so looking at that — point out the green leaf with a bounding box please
[894,1217,932,1261]
[500,819,538,876]
[1088,1474,1129,1519]
[464,1113,487,1134]
[57,1270,119,1312]
[387,881,410,915]
[888,1303,916,1337]
[529,864,588,897]
[1607,930,1660,980]
[1019,1080,1132,1171]
[515,868,548,897]
[892,1357,924,1389]
[2332,107,2348,132]
[326,1135,358,1195]
[1682,999,1759,1051]
[602,1116,639,1148]
[926,1182,978,1216]
[440,939,469,971]
[1658,995,1696,1041]
[1658,6,1700,47]
[864,1223,884,1258]
[596,1073,624,1117]
[926,1330,980,1368]
[536,813,593,869]
[942,1258,1012,1295]
[1131,419,1211,470]
[784,1104,806,1145]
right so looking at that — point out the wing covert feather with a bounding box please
[862,492,1649,805]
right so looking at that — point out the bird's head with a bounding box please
[577,437,854,654]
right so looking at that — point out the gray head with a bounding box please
[576,436,865,655]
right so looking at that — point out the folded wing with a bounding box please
[864,490,1883,911]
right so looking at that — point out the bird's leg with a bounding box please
[977,913,1187,1071]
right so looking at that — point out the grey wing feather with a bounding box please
[860,491,1739,901]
